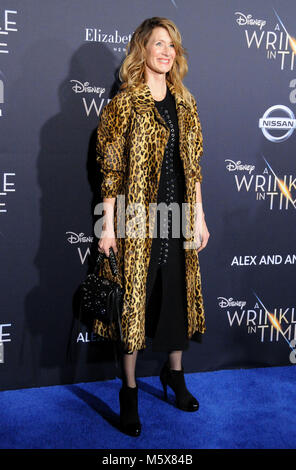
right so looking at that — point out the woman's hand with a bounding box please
[196,215,210,253]
[98,226,118,257]
[98,197,117,257]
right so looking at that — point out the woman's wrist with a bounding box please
[102,222,115,233]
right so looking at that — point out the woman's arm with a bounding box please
[192,99,210,252]
[195,181,209,253]
[98,196,118,255]
[195,181,204,217]
[96,92,131,256]
[96,92,131,198]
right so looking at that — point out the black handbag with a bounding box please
[79,247,124,365]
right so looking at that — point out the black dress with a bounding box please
[145,87,189,352]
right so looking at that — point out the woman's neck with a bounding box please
[145,74,167,101]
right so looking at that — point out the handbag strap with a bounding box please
[95,247,120,281]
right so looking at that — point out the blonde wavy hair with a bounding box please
[119,17,194,107]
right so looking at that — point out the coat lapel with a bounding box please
[130,78,191,114]
[130,79,193,165]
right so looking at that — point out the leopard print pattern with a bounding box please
[93,79,205,353]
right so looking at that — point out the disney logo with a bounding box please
[235,12,266,30]
[70,80,105,96]
[218,297,247,310]
[66,232,93,244]
[225,160,255,174]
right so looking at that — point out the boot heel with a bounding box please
[159,360,199,412]
[160,377,168,400]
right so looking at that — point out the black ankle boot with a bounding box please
[119,383,141,437]
[160,360,199,412]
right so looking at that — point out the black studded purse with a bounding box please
[80,247,124,344]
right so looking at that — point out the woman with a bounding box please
[95,17,210,437]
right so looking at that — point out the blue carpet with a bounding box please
[0,365,295,449]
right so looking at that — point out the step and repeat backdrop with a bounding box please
[1,0,295,390]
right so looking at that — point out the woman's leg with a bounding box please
[121,350,138,387]
[119,349,141,437]
[168,350,182,370]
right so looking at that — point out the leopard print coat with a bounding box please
[93,78,206,353]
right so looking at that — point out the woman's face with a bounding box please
[144,26,176,76]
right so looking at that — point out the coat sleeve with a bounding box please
[192,98,204,184]
[96,92,131,198]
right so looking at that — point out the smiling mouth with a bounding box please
[158,59,170,64]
